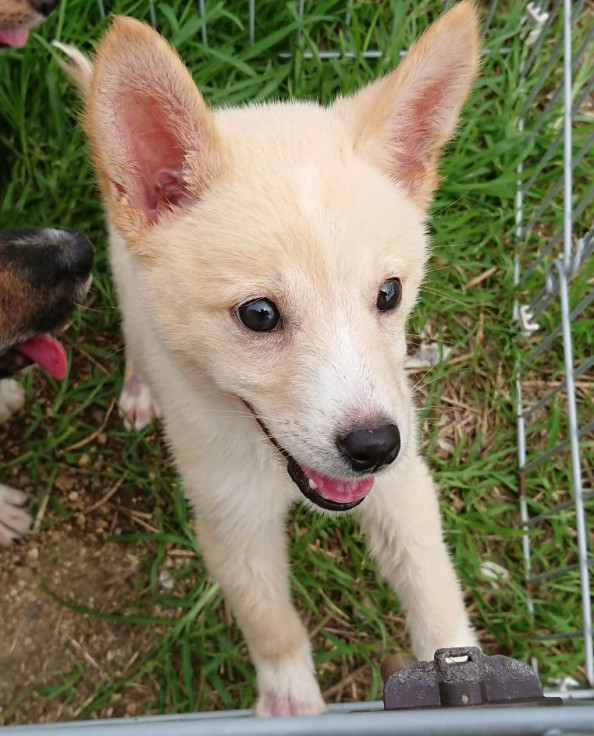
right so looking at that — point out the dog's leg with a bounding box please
[0,382,31,541]
[107,229,161,432]
[357,454,476,660]
[0,378,25,423]
[193,499,325,716]
[119,356,161,431]
[0,485,31,546]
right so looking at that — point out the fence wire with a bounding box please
[513,0,594,696]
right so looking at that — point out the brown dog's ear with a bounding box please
[334,1,480,208]
[84,16,223,243]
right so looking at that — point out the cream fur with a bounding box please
[61,2,480,716]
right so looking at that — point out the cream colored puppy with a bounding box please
[59,2,480,716]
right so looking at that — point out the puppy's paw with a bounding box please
[0,379,26,423]
[119,373,160,431]
[254,655,326,717]
[0,485,32,546]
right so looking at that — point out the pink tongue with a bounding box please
[301,467,374,504]
[16,334,68,380]
[0,28,30,47]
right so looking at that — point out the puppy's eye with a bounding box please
[377,278,402,312]
[236,299,281,332]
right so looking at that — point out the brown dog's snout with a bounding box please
[60,230,94,280]
[336,423,401,472]
[30,0,58,17]
[0,228,94,286]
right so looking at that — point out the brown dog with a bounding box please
[0,228,94,545]
[0,0,56,47]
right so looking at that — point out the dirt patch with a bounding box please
[0,534,158,725]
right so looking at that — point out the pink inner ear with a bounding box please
[120,96,189,223]
[391,77,454,193]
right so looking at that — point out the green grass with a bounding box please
[0,0,592,722]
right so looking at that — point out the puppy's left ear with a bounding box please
[334,1,480,208]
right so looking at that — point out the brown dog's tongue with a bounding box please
[16,335,68,379]
[0,29,29,47]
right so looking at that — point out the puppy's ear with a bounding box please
[334,1,480,208]
[84,16,223,246]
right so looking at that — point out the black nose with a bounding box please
[337,423,401,473]
[31,0,58,17]
[62,230,94,279]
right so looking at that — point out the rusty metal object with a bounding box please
[383,647,562,710]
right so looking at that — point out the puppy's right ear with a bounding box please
[84,17,223,249]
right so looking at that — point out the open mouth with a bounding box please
[0,334,68,379]
[245,403,374,512]
[0,28,30,48]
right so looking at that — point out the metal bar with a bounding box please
[517,377,535,617]
[248,0,255,45]
[296,0,304,45]
[526,557,594,585]
[96,0,105,19]
[523,490,594,527]
[278,49,385,59]
[545,688,594,700]
[554,256,594,685]
[198,0,207,45]
[148,0,157,28]
[562,0,573,267]
[522,129,594,218]
[480,0,499,37]
[518,228,563,289]
[4,705,594,736]
[536,629,594,641]
[519,0,588,121]
[522,176,565,241]
[522,418,594,472]
[519,74,594,185]
[345,0,353,27]
[514,41,535,635]
[581,227,594,262]
[519,33,564,120]
[521,172,594,262]
[572,183,594,225]
[523,0,563,73]
[521,355,594,421]
[520,289,594,369]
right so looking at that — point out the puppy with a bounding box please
[0,0,57,48]
[61,2,480,715]
[0,227,93,545]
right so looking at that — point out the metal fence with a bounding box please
[5,0,593,733]
[512,0,594,701]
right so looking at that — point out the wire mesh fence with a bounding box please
[3,0,593,733]
[512,0,594,697]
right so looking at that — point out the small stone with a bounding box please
[158,568,174,591]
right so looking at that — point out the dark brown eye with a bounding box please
[236,299,281,332]
[377,278,402,312]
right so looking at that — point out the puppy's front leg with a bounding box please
[357,454,476,661]
[0,485,31,546]
[193,494,325,717]
[118,355,161,431]
[0,378,25,423]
